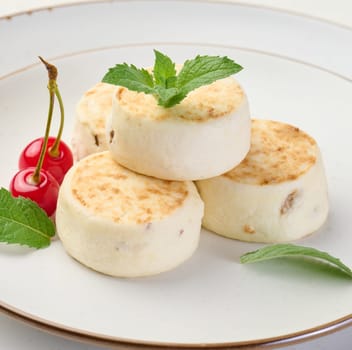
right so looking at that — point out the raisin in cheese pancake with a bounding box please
[56,151,204,277]
[72,82,116,160]
[107,77,251,180]
[196,119,329,243]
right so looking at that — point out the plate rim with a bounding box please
[1,0,351,32]
[1,42,351,83]
[1,301,351,349]
[0,1,351,348]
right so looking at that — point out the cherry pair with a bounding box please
[10,57,73,216]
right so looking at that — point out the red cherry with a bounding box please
[10,167,59,217]
[19,137,73,185]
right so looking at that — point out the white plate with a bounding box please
[0,1,351,348]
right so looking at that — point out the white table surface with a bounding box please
[1,1,351,349]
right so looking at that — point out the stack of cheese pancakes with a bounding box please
[57,74,328,277]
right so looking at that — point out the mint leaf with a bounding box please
[102,51,243,108]
[176,55,243,97]
[102,63,154,94]
[0,188,55,249]
[240,244,352,278]
[154,86,184,108]
[153,50,177,87]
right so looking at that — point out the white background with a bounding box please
[0,1,351,349]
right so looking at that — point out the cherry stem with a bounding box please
[31,57,57,184]
[49,87,64,157]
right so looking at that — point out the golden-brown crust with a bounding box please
[70,152,189,224]
[76,82,116,131]
[224,119,317,185]
[115,77,245,122]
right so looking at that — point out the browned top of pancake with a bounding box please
[70,152,189,224]
[76,82,116,132]
[115,76,245,122]
[224,119,317,185]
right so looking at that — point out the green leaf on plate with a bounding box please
[240,243,352,279]
[0,188,55,249]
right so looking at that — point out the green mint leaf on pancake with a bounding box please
[240,243,352,279]
[0,188,55,249]
[154,86,185,108]
[153,49,177,87]
[102,51,243,108]
[176,55,242,97]
[102,63,154,95]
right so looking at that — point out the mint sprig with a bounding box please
[102,50,243,108]
[240,244,352,279]
[0,188,55,249]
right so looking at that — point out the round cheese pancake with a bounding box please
[56,151,204,277]
[107,77,251,180]
[72,82,116,160]
[196,119,329,243]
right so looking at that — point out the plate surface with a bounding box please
[0,1,351,348]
